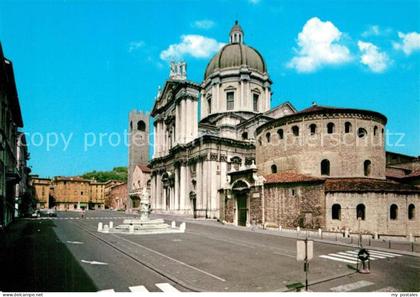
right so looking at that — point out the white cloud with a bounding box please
[393,31,420,55]
[362,25,381,37]
[358,41,390,73]
[160,34,225,61]
[128,41,145,53]
[192,19,215,29]
[288,17,351,73]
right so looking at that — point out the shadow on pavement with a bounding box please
[0,219,97,292]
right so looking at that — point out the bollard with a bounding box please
[171,221,176,228]
[109,221,113,229]
[297,226,300,232]
[279,225,282,231]
[344,229,349,238]
[374,232,379,240]
[409,233,414,242]
[129,225,134,233]
[103,224,109,233]
[180,222,186,232]
[97,222,103,232]
[318,228,322,238]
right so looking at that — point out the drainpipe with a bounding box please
[261,183,265,227]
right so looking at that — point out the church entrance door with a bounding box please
[237,194,247,226]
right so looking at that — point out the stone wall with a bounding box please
[263,182,325,228]
[326,192,420,236]
[256,114,386,179]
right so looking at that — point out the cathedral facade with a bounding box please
[130,22,420,236]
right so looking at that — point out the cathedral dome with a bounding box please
[204,21,267,79]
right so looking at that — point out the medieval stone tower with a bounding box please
[128,110,150,195]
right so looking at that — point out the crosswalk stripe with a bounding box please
[344,251,383,259]
[319,255,357,264]
[155,283,180,292]
[129,285,149,292]
[369,250,401,257]
[330,280,374,292]
[332,253,363,261]
[97,289,115,293]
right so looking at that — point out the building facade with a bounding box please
[130,22,419,236]
[0,43,31,227]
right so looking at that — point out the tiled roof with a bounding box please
[325,178,420,193]
[264,171,324,184]
[137,164,151,173]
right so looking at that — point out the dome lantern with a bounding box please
[229,20,244,44]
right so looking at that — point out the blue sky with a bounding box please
[0,0,419,177]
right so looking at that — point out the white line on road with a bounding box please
[81,260,109,265]
[330,280,374,292]
[341,251,382,260]
[97,289,115,293]
[330,253,361,261]
[112,234,226,282]
[155,283,179,292]
[319,255,357,264]
[368,250,402,257]
[66,241,84,245]
[129,285,149,292]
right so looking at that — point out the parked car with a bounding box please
[39,209,57,217]
[31,210,40,218]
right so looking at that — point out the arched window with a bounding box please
[137,120,146,131]
[241,132,248,140]
[271,164,277,174]
[226,92,234,110]
[364,160,372,177]
[327,122,335,134]
[309,124,317,135]
[408,204,415,220]
[358,128,367,138]
[332,204,341,220]
[253,94,259,112]
[373,126,378,136]
[130,121,133,131]
[266,132,271,143]
[207,97,212,114]
[390,204,398,220]
[345,122,352,133]
[292,126,299,136]
[321,159,330,176]
[356,204,366,220]
[277,129,284,140]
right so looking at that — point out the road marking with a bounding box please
[112,234,226,282]
[97,289,115,293]
[330,280,374,292]
[369,250,401,257]
[330,253,361,261]
[129,285,149,292]
[319,255,357,264]
[66,241,84,245]
[343,251,382,260]
[81,260,108,265]
[155,283,179,292]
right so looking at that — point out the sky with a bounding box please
[0,0,419,177]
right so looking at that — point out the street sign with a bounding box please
[296,240,313,261]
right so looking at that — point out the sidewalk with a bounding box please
[154,213,420,257]
[0,219,97,292]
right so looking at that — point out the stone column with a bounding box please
[150,174,155,209]
[193,100,198,139]
[153,124,157,159]
[175,104,180,145]
[180,164,186,212]
[180,100,185,143]
[155,174,161,210]
[196,161,203,214]
[174,167,179,210]
[203,160,209,217]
